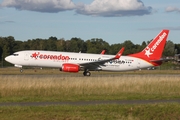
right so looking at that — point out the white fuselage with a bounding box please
[5,50,153,71]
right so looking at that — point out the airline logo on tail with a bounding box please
[144,32,167,58]
[144,48,153,58]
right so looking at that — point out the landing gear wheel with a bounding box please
[20,68,23,73]
[86,71,91,76]
[83,71,91,76]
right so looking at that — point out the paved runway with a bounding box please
[0,99,180,107]
[1,73,180,78]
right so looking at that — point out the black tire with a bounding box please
[20,69,23,73]
[83,71,91,76]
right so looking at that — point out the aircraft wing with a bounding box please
[79,47,124,70]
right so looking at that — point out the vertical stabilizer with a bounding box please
[129,30,169,65]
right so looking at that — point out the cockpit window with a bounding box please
[13,54,19,56]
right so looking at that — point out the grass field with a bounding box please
[0,68,180,119]
[0,68,180,102]
[1,103,180,120]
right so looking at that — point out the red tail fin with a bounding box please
[129,30,169,64]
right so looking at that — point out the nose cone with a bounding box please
[5,56,12,63]
[5,56,9,62]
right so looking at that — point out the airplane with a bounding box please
[5,29,169,76]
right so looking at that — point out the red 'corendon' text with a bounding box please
[39,54,70,60]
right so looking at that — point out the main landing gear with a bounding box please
[20,68,23,73]
[83,69,91,76]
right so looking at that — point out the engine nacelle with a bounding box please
[60,63,80,73]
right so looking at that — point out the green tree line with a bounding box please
[0,36,180,66]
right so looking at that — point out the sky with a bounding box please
[0,0,180,45]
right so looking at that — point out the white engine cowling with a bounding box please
[60,63,80,73]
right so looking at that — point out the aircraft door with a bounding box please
[137,59,141,69]
[24,53,29,61]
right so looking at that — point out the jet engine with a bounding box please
[60,63,80,72]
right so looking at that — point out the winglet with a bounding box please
[114,47,125,59]
[100,50,106,54]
